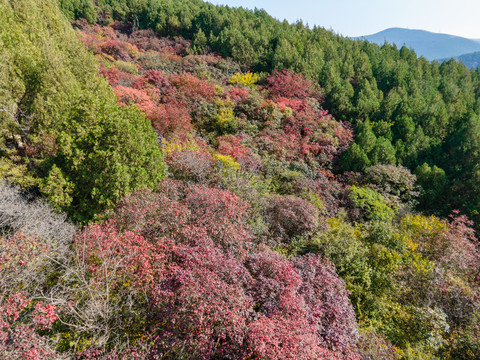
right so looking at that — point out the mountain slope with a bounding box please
[439,51,480,68]
[1,0,480,359]
[356,27,480,60]
[51,1,480,235]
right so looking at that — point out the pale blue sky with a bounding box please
[207,0,480,39]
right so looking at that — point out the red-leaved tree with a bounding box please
[264,69,322,101]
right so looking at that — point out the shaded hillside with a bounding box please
[356,27,480,61]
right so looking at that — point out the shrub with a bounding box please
[143,70,173,96]
[245,251,359,359]
[0,292,58,360]
[217,135,261,172]
[169,72,216,104]
[113,85,156,113]
[230,71,259,88]
[114,180,253,254]
[349,185,397,222]
[266,195,319,243]
[265,69,322,100]
[101,40,131,61]
[225,86,250,103]
[150,101,192,138]
[166,150,215,184]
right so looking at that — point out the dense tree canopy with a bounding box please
[0,0,165,221]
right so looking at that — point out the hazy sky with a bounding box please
[207,0,480,39]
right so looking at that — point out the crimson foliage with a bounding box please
[72,180,362,358]
[266,195,319,242]
[265,69,322,100]
[77,223,359,359]
[114,180,253,254]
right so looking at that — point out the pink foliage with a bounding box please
[335,121,355,153]
[267,195,319,242]
[265,69,322,100]
[217,135,250,160]
[0,293,57,360]
[113,85,157,115]
[32,303,58,330]
[183,184,252,251]
[114,180,253,254]
[128,30,190,54]
[143,69,173,95]
[100,66,121,85]
[76,221,168,287]
[446,212,480,277]
[110,75,193,139]
[225,86,250,103]
[293,255,360,352]
[150,245,253,359]
[245,251,359,359]
[78,32,101,53]
[101,40,131,61]
[150,101,192,138]
[217,135,261,171]
[100,66,140,87]
[99,26,117,41]
[169,72,217,104]
[274,96,309,112]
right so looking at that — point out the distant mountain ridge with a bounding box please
[438,51,480,69]
[355,27,480,61]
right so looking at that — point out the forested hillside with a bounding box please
[0,0,479,359]
[55,0,480,227]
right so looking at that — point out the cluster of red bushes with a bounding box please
[77,23,353,174]
[77,180,361,359]
[0,181,361,359]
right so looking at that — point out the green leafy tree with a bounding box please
[349,185,397,222]
[0,0,164,221]
[415,163,449,211]
[59,0,96,24]
[370,137,396,165]
[340,143,370,172]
